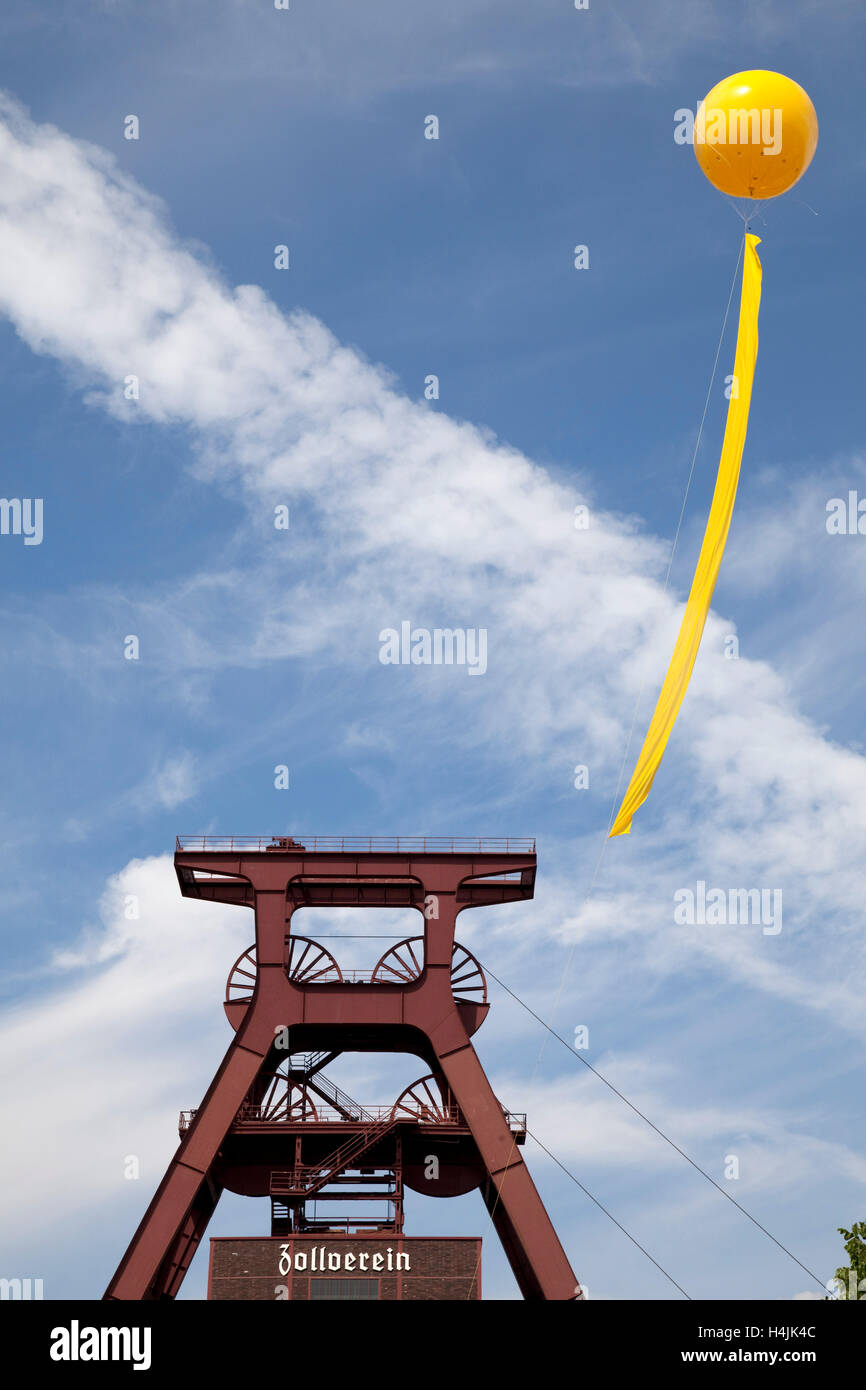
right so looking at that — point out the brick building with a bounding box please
[209,1235,481,1301]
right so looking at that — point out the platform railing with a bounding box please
[176,835,536,854]
[181,1103,516,1133]
[243,1103,460,1126]
[503,1111,527,1137]
[285,1219,401,1234]
[179,1103,463,1131]
[335,968,394,984]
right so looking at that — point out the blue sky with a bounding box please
[0,0,864,1301]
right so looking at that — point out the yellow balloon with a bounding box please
[694,70,818,199]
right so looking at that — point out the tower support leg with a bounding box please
[105,1040,266,1300]
[436,1041,581,1300]
[152,1174,222,1299]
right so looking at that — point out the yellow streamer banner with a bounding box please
[609,233,762,838]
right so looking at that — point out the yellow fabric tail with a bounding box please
[609,233,762,838]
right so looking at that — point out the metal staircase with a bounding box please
[288,1053,378,1122]
[270,1114,400,1200]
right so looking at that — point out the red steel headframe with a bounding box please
[104,837,582,1301]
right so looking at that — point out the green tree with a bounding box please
[827,1221,866,1300]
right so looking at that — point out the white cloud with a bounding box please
[490,1065,866,1190]
[0,856,246,1242]
[143,751,198,811]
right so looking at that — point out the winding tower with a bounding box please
[105,836,582,1301]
